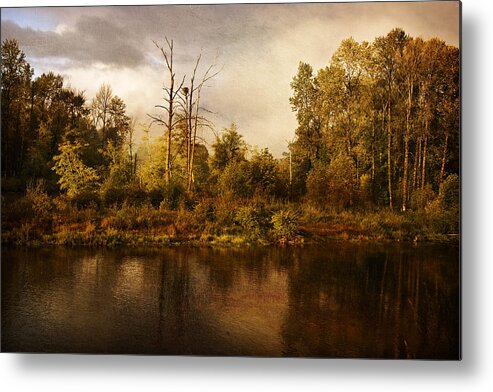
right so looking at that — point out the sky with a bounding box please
[1,1,460,156]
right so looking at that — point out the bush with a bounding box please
[235,203,272,238]
[306,164,329,205]
[213,196,237,228]
[306,155,357,210]
[101,185,125,207]
[326,154,357,210]
[271,209,298,242]
[26,179,53,229]
[410,184,435,211]
[439,174,459,209]
[425,199,459,234]
[2,196,33,227]
[148,188,165,208]
[218,160,253,199]
[73,190,101,209]
[194,198,216,222]
[108,202,171,230]
[160,182,185,210]
[124,182,148,206]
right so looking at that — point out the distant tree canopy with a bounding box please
[1,29,459,216]
[290,29,459,211]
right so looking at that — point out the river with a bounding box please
[1,242,459,358]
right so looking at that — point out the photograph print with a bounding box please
[1,1,460,358]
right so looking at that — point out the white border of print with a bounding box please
[1,1,491,392]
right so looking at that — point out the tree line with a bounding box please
[0,38,290,207]
[1,28,459,245]
[289,28,459,212]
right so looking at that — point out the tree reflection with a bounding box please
[2,244,458,357]
[280,243,459,359]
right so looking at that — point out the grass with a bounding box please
[1,194,459,248]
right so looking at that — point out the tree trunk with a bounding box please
[188,87,201,193]
[421,132,428,191]
[166,64,174,187]
[371,113,375,182]
[183,89,190,187]
[387,104,393,210]
[402,84,413,212]
[413,136,421,193]
[439,130,449,187]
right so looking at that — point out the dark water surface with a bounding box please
[1,243,459,358]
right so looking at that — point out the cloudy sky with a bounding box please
[1,1,460,155]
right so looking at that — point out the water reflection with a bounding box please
[1,243,459,358]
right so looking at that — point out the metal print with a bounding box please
[0,1,460,358]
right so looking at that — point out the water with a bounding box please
[1,243,459,358]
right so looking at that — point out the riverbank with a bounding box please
[1,229,459,248]
[1,189,460,248]
[1,204,460,248]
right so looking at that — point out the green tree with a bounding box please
[326,154,357,210]
[306,163,330,205]
[399,37,424,211]
[289,62,322,167]
[107,96,130,148]
[52,139,100,199]
[374,28,408,209]
[1,39,33,177]
[249,148,280,197]
[90,84,113,146]
[210,123,247,172]
[217,159,252,199]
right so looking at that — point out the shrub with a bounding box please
[213,196,237,228]
[306,164,329,205]
[271,209,298,242]
[326,154,357,210]
[26,179,53,229]
[358,173,372,207]
[2,197,33,228]
[148,188,165,208]
[306,155,357,210]
[410,184,436,211]
[101,185,125,207]
[160,182,185,210]
[109,202,169,230]
[439,174,460,209]
[235,204,272,238]
[426,199,459,234]
[73,190,101,209]
[124,182,148,206]
[194,198,216,222]
[218,160,253,199]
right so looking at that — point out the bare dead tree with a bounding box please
[127,117,138,176]
[148,37,185,187]
[185,58,221,192]
[91,84,113,147]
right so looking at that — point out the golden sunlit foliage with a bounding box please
[1,29,459,246]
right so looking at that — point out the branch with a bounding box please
[152,40,172,72]
[154,104,170,114]
[147,113,167,127]
[172,75,186,100]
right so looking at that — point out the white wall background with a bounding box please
[0,0,491,391]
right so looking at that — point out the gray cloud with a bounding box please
[1,2,459,155]
[1,17,145,67]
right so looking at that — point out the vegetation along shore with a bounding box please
[1,28,459,247]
